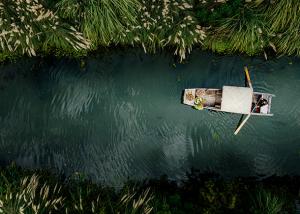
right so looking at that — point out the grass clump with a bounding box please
[251,188,285,214]
[1,0,300,62]
[56,0,140,47]
[195,0,243,25]
[208,4,272,57]
[0,174,64,213]
[0,165,298,213]
[266,0,300,56]
[0,0,90,58]
[125,0,206,61]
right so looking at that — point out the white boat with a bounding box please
[183,86,274,116]
[182,67,275,134]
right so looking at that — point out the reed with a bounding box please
[1,0,300,62]
[209,4,271,56]
[267,0,300,32]
[266,0,300,56]
[0,174,64,214]
[125,0,206,61]
[56,0,139,47]
[0,0,90,57]
[251,188,285,214]
[0,164,297,213]
[119,187,153,214]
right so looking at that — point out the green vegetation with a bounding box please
[266,0,300,55]
[56,0,139,47]
[0,0,300,62]
[0,0,90,58]
[124,0,206,61]
[195,0,244,25]
[210,5,269,55]
[0,164,298,213]
[251,188,285,214]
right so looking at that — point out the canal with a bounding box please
[0,50,300,186]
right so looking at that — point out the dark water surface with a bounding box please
[0,51,300,186]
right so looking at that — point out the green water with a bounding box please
[0,50,300,186]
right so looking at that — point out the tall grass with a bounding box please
[0,171,154,214]
[0,0,90,57]
[124,0,206,61]
[266,0,300,55]
[119,187,153,214]
[56,0,206,61]
[56,0,140,47]
[66,184,153,213]
[267,0,300,32]
[208,4,272,57]
[0,164,297,213]
[1,0,300,61]
[251,189,284,214]
[0,174,64,213]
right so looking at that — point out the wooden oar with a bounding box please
[234,66,254,135]
[234,96,262,135]
[234,114,251,135]
[244,66,253,89]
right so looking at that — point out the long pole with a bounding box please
[234,96,262,135]
[244,66,253,89]
[234,66,254,135]
[234,114,251,135]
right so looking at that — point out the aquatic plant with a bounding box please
[266,0,300,55]
[195,0,240,25]
[208,3,272,57]
[0,174,64,213]
[267,0,299,32]
[0,164,298,213]
[56,0,139,47]
[251,188,284,214]
[1,0,300,61]
[0,0,90,57]
[124,0,206,61]
[66,182,110,214]
[119,187,153,214]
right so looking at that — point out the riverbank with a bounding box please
[1,0,299,63]
[0,163,298,213]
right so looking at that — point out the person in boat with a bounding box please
[194,97,205,110]
[253,97,268,113]
[258,98,268,107]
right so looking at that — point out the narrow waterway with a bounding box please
[0,50,300,186]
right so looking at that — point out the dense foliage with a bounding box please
[0,165,298,213]
[56,0,139,47]
[0,0,90,57]
[0,0,300,62]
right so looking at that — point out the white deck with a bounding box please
[220,86,253,114]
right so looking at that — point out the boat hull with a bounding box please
[183,88,274,116]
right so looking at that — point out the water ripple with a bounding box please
[0,53,300,186]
